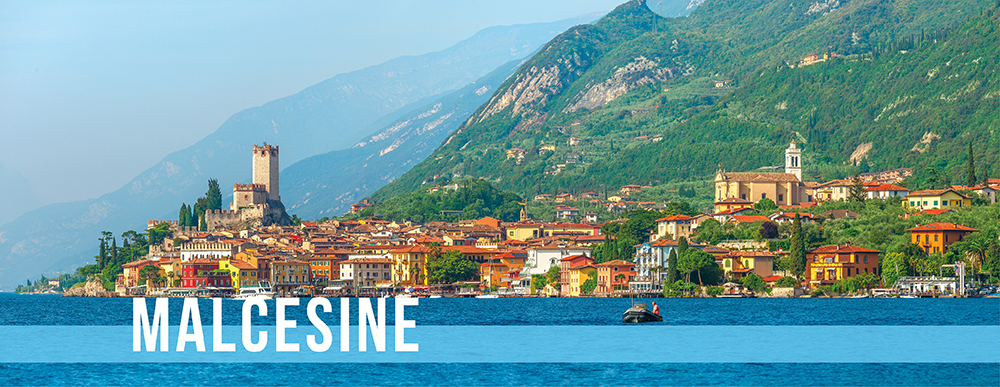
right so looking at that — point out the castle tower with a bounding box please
[785,141,802,181]
[252,143,279,201]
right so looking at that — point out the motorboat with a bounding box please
[233,281,275,300]
[475,294,499,299]
[622,303,662,323]
[428,294,442,299]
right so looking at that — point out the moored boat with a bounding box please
[622,303,662,323]
[233,281,275,300]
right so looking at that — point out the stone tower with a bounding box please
[252,143,279,201]
[785,141,802,181]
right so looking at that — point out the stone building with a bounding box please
[714,142,813,206]
[206,143,290,230]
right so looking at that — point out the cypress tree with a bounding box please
[178,204,189,227]
[967,143,976,187]
[667,248,679,283]
[206,179,222,210]
[110,236,118,267]
[678,236,689,256]
[790,213,807,280]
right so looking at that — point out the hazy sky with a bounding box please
[0,0,629,205]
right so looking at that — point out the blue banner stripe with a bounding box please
[2,326,998,363]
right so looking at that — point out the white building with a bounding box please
[521,244,592,276]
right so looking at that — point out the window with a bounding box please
[761,193,767,199]
[934,235,938,242]
[943,201,949,207]
[934,200,939,206]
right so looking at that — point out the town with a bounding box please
[22,142,1000,299]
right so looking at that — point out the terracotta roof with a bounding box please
[595,260,634,267]
[731,215,770,223]
[714,197,753,205]
[808,245,882,254]
[762,275,783,282]
[725,251,775,257]
[921,209,953,215]
[718,172,800,183]
[559,254,592,262]
[227,259,256,270]
[865,184,909,192]
[656,215,693,222]
[713,208,752,216]
[906,222,978,232]
[908,189,969,198]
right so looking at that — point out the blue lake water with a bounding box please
[1,294,998,326]
[1,293,998,386]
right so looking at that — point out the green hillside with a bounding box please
[371,0,998,202]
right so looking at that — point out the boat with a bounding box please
[233,281,275,300]
[475,294,499,299]
[428,294,442,299]
[622,303,662,323]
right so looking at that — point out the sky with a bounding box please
[0,0,630,205]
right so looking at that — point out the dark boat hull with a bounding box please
[622,309,663,323]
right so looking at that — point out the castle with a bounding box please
[714,142,814,207]
[205,143,290,230]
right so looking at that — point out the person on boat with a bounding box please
[651,301,660,316]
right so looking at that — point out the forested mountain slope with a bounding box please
[372,0,996,201]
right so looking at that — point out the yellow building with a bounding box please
[390,245,430,285]
[904,189,972,210]
[219,258,260,291]
[505,223,545,241]
[719,251,774,280]
[567,265,596,297]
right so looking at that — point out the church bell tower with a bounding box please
[785,141,802,181]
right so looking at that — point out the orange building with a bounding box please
[906,222,978,254]
[594,260,635,296]
[558,254,594,295]
[480,250,527,288]
[806,245,881,288]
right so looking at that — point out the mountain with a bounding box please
[370,0,996,202]
[280,59,526,217]
[0,15,598,289]
[277,0,704,218]
[0,163,41,227]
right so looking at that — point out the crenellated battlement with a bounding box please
[253,143,278,156]
[147,220,178,229]
[233,183,267,192]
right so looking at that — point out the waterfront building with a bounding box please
[906,222,978,254]
[566,264,596,297]
[632,239,704,282]
[181,259,232,288]
[340,258,392,288]
[522,244,592,277]
[594,260,635,296]
[218,258,259,291]
[719,251,774,280]
[270,260,310,295]
[558,254,594,295]
[805,245,881,288]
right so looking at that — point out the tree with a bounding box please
[206,178,222,210]
[966,143,976,187]
[849,175,866,203]
[139,265,161,287]
[178,204,189,228]
[789,213,807,279]
[755,198,778,214]
[759,221,779,239]
[580,277,597,294]
[531,274,548,290]
[774,276,799,287]
[740,273,766,292]
[546,266,561,286]
[427,249,479,284]
[667,249,679,283]
[678,249,714,286]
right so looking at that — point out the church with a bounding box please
[714,142,814,207]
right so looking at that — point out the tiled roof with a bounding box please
[718,172,800,182]
[714,197,753,205]
[731,215,770,223]
[808,245,882,254]
[908,189,969,198]
[906,222,978,232]
[595,260,634,267]
[864,184,909,192]
[655,215,693,222]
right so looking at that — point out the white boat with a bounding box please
[395,293,414,298]
[428,294,442,299]
[233,281,275,300]
[475,294,499,299]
